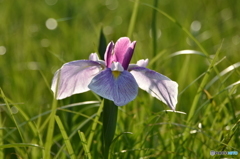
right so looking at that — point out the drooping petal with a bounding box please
[114,37,136,70]
[51,60,103,99]
[130,67,178,110]
[88,68,138,106]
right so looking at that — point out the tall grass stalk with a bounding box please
[0,89,28,158]
[44,98,58,159]
[87,100,103,151]
[0,102,4,159]
[1,1,239,158]
[186,44,222,125]
[79,131,92,159]
[142,2,208,56]
[151,0,158,61]
[55,115,76,159]
[127,0,139,38]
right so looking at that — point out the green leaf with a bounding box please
[78,131,92,159]
[127,0,139,38]
[87,99,104,150]
[55,115,76,159]
[98,28,107,60]
[0,143,43,149]
[102,99,118,159]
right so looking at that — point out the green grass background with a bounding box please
[0,0,239,158]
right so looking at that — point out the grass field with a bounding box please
[0,0,239,158]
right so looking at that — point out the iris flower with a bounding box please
[51,37,178,110]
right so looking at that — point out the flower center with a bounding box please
[112,71,121,78]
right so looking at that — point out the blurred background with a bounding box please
[0,0,239,158]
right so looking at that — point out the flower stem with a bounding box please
[102,99,118,159]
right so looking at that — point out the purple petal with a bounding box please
[104,41,115,68]
[88,68,138,106]
[51,60,103,99]
[114,37,136,70]
[130,67,178,110]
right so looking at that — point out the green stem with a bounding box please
[151,0,158,60]
[44,98,57,159]
[127,0,139,38]
[102,99,118,159]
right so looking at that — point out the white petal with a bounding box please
[89,53,106,66]
[110,62,124,72]
[51,60,102,99]
[89,53,99,61]
[127,59,148,70]
[136,59,148,67]
[130,67,178,110]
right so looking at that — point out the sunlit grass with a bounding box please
[0,0,239,158]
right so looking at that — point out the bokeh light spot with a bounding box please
[29,24,39,33]
[46,18,58,30]
[149,29,161,39]
[105,0,118,10]
[45,0,58,5]
[28,62,39,70]
[11,106,19,114]
[232,35,240,45]
[41,39,50,47]
[0,46,6,55]
[114,16,122,25]
[103,26,113,35]
[191,20,201,32]
[221,8,232,21]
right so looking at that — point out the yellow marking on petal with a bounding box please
[112,71,121,79]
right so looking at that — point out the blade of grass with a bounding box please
[168,50,207,58]
[57,108,101,125]
[206,62,240,89]
[44,98,58,159]
[181,43,223,147]
[1,101,99,139]
[0,88,28,158]
[34,121,45,159]
[0,143,44,149]
[0,96,42,145]
[0,104,3,158]
[45,69,60,159]
[148,50,166,68]
[151,0,158,63]
[211,83,240,128]
[186,43,222,124]
[141,2,208,56]
[55,115,76,159]
[39,69,52,93]
[78,131,92,159]
[127,0,139,38]
[0,89,24,142]
[87,99,104,150]
[54,113,98,159]
[220,120,240,151]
